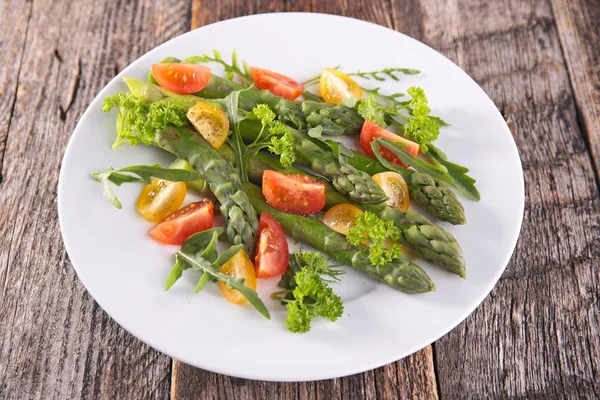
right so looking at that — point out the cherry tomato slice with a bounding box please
[262,170,326,215]
[151,63,211,94]
[322,204,364,236]
[250,67,304,100]
[372,172,410,212]
[137,178,187,222]
[219,250,257,304]
[149,199,214,245]
[254,213,289,278]
[319,68,363,105]
[187,102,230,150]
[360,120,420,167]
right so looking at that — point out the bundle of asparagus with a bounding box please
[95,55,478,330]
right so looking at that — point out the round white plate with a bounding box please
[58,13,524,381]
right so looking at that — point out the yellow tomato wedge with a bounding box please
[136,178,186,222]
[319,68,363,105]
[219,250,257,304]
[186,102,230,150]
[372,172,410,212]
[322,204,364,236]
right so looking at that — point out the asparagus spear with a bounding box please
[130,74,363,136]
[345,149,466,225]
[155,127,259,255]
[242,182,435,294]
[125,78,388,205]
[246,152,466,277]
[124,78,463,218]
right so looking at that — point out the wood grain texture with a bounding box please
[550,0,600,177]
[0,0,190,398]
[171,2,439,400]
[0,0,32,179]
[389,0,600,398]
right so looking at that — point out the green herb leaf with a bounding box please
[166,229,224,291]
[177,251,270,319]
[91,164,202,209]
[423,144,480,201]
[269,132,296,168]
[306,126,353,163]
[183,49,253,85]
[346,212,403,266]
[274,251,344,333]
[90,168,125,209]
[372,139,453,183]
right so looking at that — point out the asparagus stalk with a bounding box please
[155,127,258,255]
[125,78,388,205]
[242,182,435,294]
[247,152,466,277]
[346,149,466,225]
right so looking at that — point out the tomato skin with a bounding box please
[186,102,230,150]
[372,172,410,212]
[219,250,257,304]
[262,170,326,215]
[360,120,420,167]
[151,63,211,94]
[319,68,363,105]
[250,67,304,100]
[322,204,364,236]
[254,213,289,278]
[149,200,214,245]
[137,178,187,222]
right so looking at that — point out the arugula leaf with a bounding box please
[307,126,353,163]
[346,212,403,267]
[90,169,126,209]
[91,164,202,209]
[372,139,454,183]
[213,89,252,181]
[423,144,480,201]
[166,229,224,291]
[373,139,480,201]
[177,251,270,319]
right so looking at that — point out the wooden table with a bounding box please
[1,0,599,398]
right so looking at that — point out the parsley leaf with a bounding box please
[273,251,344,333]
[268,132,296,168]
[346,212,403,267]
[402,87,440,144]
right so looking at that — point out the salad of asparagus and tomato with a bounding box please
[93,50,478,333]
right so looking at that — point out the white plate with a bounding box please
[58,13,524,381]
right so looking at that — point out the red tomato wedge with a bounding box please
[149,199,214,245]
[151,63,211,94]
[254,213,289,278]
[360,120,420,167]
[250,67,304,100]
[262,170,326,215]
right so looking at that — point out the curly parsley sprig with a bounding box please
[248,104,297,168]
[347,212,404,267]
[272,251,344,333]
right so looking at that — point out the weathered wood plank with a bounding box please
[171,2,439,399]
[0,0,32,180]
[389,0,600,398]
[0,0,191,398]
[550,0,600,177]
